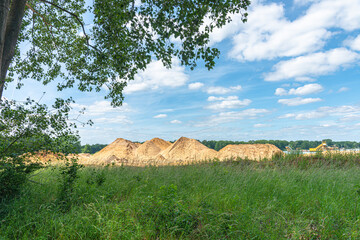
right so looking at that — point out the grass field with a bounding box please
[1,153,360,239]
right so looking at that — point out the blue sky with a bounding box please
[7,0,360,144]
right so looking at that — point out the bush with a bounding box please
[0,98,86,211]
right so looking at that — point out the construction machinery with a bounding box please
[309,140,329,152]
[285,146,292,152]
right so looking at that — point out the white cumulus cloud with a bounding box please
[278,97,322,106]
[188,82,204,90]
[345,34,360,51]
[275,84,323,96]
[227,0,360,61]
[265,48,359,81]
[124,58,188,93]
[170,120,182,124]
[275,88,288,96]
[206,85,242,94]
[206,96,251,110]
[279,105,360,121]
[153,114,167,119]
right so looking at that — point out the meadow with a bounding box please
[1,153,360,239]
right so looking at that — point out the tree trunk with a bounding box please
[0,0,27,99]
[0,0,11,98]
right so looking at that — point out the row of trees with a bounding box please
[200,139,360,151]
[79,144,108,154]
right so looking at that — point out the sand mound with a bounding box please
[87,138,139,165]
[67,137,284,166]
[135,138,171,158]
[217,144,283,161]
[25,151,86,164]
[25,151,64,163]
[76,153,92,164]
[156,136,217,165]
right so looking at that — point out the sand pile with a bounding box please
[76,153,92,164]
[135,138,171,163]
[25,151,64,163]
[217,144,283,161]
[25,151,86,164]
[87,138,139,165]
[48,137,285,166]
[156,136,218,165]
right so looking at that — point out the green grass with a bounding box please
[1,153,360,239]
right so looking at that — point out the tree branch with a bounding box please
[0,130,27,158]
[38,0,100,52]
[28,179,43,185]
[26,3,59,49]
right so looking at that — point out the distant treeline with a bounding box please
[80,144,108,154]
[200,139,360,151]
[76,139,360,153]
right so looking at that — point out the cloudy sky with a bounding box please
[7,0,360,144]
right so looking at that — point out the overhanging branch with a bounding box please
[26,3,59,48]
[38,0,100,52]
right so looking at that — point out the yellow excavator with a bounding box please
[309,140,329,152]
[285,146,293,152]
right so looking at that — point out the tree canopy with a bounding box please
[1,0,250,105]
[200,139,360,151]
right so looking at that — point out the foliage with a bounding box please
[139,184,199,237]
[56,158,83,212]
[80,143,107,154]
[85,168,106,186]
[201,139,360,151]
[0,158,41,203]
[4,0,252,105]
[1,156,360,239]
[0,98,83,202]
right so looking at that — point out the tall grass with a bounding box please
[1,153,360,239]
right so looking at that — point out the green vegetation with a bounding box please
[1,153,360,239]
[0,98,83,203]
[201,139,360,151]
[80,144,108,154]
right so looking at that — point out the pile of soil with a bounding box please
[135,138,171,162]
[76,153,92,164]
[27,138,284,166]
[87,138,140,165]
[217,144,283,161]
[25,151,64,163]
[25,151,83,164]
[156,136,218,165]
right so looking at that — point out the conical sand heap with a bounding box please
[217,144,283,161]
[79,137,283,166]
[136,138,171,157]
[88,138,139,165]
[156,137,218,165]
[134,138,171,164]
